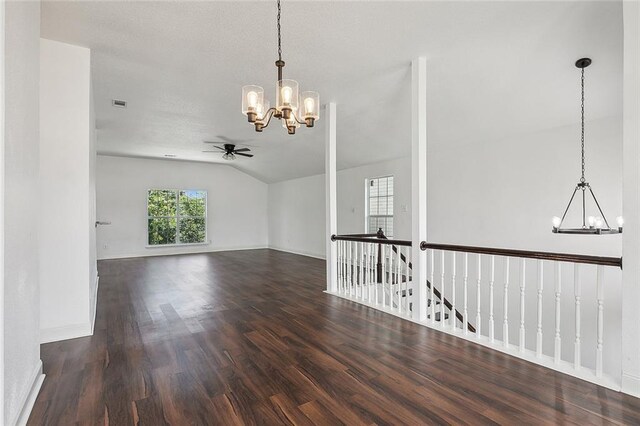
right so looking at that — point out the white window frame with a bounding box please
[146,188,208,248]
[365,175,394,237]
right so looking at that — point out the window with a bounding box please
[367,176,393,237]
[147,189,207,246]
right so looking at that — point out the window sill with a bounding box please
[146,242,210,249]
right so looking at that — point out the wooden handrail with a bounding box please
[331,234,412,247]
[378,235,475,333]
[420,242,622,269]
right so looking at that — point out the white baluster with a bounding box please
[395,247,402,311]
[536,260,544,358]
[503,257,510,348]
[354,242,359,298]
[430,249,435,324]
[596,265,604,377]
[554,262,562,364]
[440,250,446,328]
[374,243,379,305]
[451,252,457,330]
[519,259,526,352]
[405,247,410,314]
[340,240,344,294]
[366,243,372,303]
[489,255,495,342]
[476,254,482,337]
[574,264,581,369]
[360,242,365,300]
[463,253,469,335]
[349,241,354,297]
[382,245,388,308]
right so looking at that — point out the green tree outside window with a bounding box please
[147,189,207,245]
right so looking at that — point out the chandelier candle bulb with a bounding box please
[552,216,562,230]
[616,216,624,231]
[301,91,320,126]
[240,0,319,134]
[242,85,264,123]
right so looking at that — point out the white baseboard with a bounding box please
[268,246,326,260]
[40,321,93,344]
[98,245,269,260]
[90,274,99,334]
[14,360,45,426]
[622,372,640,397]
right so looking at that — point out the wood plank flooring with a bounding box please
[28,249,640,425]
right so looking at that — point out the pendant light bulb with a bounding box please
[595,217,604,229]
[247,91,258,109]
[304,97,315,114]
[281,86,293,104]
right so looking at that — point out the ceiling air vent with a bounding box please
[112,99,127,108]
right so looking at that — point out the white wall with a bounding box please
[3,2,44,424]
[428,117,622,256]
[39,38,97,343]
[96,155,268,259]
[268,174,326,258]
[267,156,412,259]
[338,157,412,239]
[427,116,623,377]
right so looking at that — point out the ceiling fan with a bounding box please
[203,143,253,161]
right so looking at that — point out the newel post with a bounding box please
[325,102,338,292]
[622,1,640,397]
[411,57,428,321]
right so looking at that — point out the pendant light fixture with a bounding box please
[241,0,319,135]
[551,58,622,235]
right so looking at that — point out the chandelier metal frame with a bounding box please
[552,58,622,235]
[241,0,319,135]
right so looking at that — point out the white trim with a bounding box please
[0,1,6,421]
[97,245,269,261]
[13,360,45,426]
[268,246,326,260]
[326,290,621,392]
[146,242,210,249]
[622,373,640,398]
[90,275,99,334]
[40,322,92,344]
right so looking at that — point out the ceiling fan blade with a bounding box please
[235,152,254,158]
[234,148,251,153]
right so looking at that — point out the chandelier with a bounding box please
[551,58,622,235]
[241,0,319,135]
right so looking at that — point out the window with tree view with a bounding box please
[147,189,207,246]
[367,176,394,237]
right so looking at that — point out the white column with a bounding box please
[325,102,337,293]
[411,57,428,321]
[622,0,640,398]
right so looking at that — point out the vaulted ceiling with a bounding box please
[41,1,622,183]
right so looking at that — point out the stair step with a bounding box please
[426,312,449,321]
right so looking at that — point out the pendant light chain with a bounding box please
[277,0,282,62]
[550,57,622,235]
[580,67,585,183]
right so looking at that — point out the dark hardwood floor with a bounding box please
[28,249,640,425]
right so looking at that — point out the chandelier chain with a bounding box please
[277,0,282,62]
[580,67,585,183]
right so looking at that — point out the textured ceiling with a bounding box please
[41,1,622,183]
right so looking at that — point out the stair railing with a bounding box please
[331,233,413,316]
[376,230,476,333]
[420,241,622,384]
